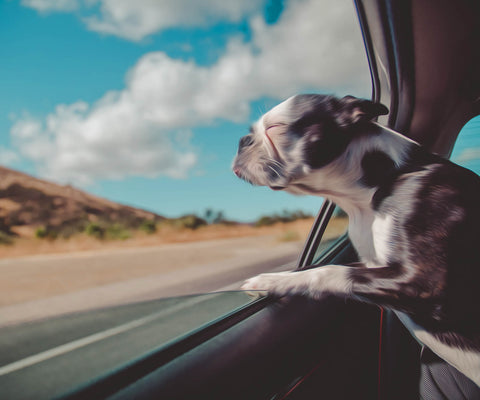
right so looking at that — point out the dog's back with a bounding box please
[373,151,480,346]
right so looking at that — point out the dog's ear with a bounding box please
[334,96,388,127]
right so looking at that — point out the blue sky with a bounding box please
[1,0,478,222]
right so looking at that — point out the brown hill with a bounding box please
[0,166,162,238]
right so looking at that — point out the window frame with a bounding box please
[296,199,336,268]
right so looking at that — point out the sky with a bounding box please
[1,0,478,222]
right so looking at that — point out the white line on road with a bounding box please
[0,260,295,377]
[0,296,208,377]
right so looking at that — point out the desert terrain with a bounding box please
[0,218,316,304]
[0,166,347,326]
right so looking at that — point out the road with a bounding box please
[0,237,301,399]
[0,235,302,326]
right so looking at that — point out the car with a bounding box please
[2,0,479,399]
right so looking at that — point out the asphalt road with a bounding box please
[0,249,297,400]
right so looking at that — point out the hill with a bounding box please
[0,166,162,239]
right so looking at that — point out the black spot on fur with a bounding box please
[371,144,449,210]
[333,95,389,126]
[304,124,351,169]
[405,163,480,334]
[289,113,351,169]
[361,151,397,187]
[239,134,254,149]
[350,261,403,285]
[286,95,390,170]
[290,94,388,132]
[372,184,395,210]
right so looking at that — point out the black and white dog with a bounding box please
[232,94,480,385]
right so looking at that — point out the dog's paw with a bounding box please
[241,272,293,298]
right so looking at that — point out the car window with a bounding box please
[0,292,252,400]
[312,206,349,265]
[0,1,370,398]
[0,0,370,322]
[451,115,480,174]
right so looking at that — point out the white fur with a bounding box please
[396,312,480,386]
[371,214,393,266]
[242,266,353,299]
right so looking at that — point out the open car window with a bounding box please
[0,292,253,400]
[451,116,480,174]
[311,206,349,265]
[0,1,372,399]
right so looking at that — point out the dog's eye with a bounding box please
[265,124,285,135]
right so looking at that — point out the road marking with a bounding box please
[0,259,295,377]
[0,296,209,377]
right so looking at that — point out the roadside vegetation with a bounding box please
[255,210,312,227]
[0,208,323,258]
[0,231,14,245]
[1,208,319,246]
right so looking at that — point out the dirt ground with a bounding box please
[0,218,348,310]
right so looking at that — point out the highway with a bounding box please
[0,242,298,400]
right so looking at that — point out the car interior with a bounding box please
[53,0,480,399]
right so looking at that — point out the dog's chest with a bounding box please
[348,210,393,267]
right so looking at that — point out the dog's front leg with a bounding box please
[242,264,443,322]
[241,266,353,299]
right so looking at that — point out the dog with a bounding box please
[232,94,480,385]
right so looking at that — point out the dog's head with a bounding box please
[232,94,388,191]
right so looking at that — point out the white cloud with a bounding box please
[219,0,370,99]
[11,0,370,186]
[11,101,197,186]
[0,147,20,166]
[22,0,264,41]
[21,0,80,13]
[453,147,480,164]
[84,0,263,41]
